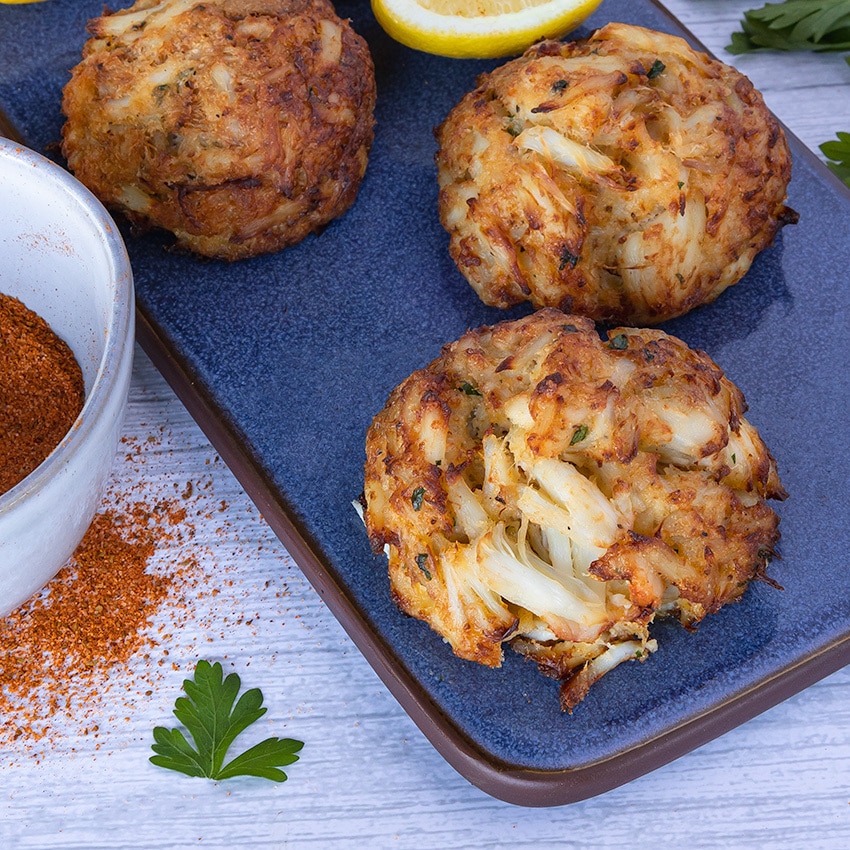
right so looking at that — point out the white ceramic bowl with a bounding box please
[0,137,135,616]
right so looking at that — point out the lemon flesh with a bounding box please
[371,0,603,59]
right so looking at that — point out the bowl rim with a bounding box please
[0,138,135,512]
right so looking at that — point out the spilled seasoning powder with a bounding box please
[0,497,197,749]
[0,424,295,763]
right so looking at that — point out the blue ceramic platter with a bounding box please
[3,0,849,806]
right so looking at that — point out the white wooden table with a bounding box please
[4,2,850,847]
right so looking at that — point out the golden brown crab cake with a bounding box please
[61,0,376,260]
[362,309,786,710]
[435,22,797,325]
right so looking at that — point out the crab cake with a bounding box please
[61,0,376,260]
[435,23,797,325]
[362,309,786,710]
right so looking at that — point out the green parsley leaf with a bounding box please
[647,59,666,79]
[416,553,432,580]
[411,486,425,511]
[150,660,303,782]
[728,0,850,53]
[609,333,629,350]
[458,381,482,396]
[505,116,524,137]
[559,246,579,270]
[570,424,589,445]
[820,130,850,187]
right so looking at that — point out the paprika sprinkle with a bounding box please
[0,495,199,750]
[0,419,293,763]
[0,292,85,496]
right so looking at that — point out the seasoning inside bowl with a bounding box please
[0,292,85,496]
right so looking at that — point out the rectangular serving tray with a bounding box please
[3,0,850,806]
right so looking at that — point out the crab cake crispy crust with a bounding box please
[363,309,786,710]
[61,0,376,260]
[435,23,796,325]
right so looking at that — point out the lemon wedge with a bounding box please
[371,0,603,59]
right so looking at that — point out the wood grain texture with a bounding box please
[3,2,850,847]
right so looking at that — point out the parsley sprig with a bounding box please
[728,0,850,53]
[821,131,850,185]
[150,660,303,782]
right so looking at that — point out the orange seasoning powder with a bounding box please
[0,496,197,749]
[0,292,85,496]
